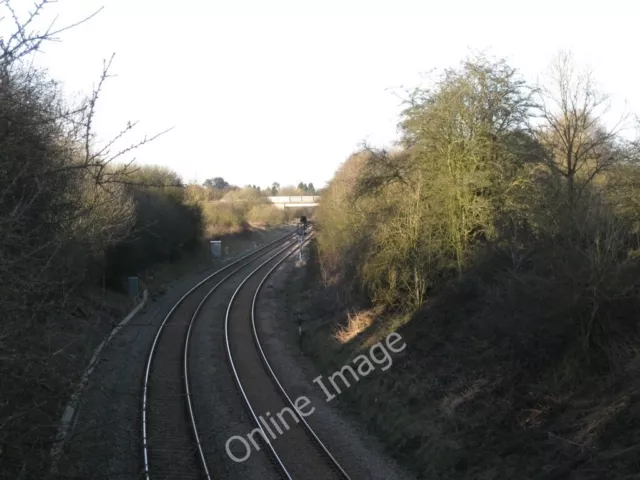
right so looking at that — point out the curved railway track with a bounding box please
[225,235,351,480]
[141,225,351,479]
[142,232,294,480]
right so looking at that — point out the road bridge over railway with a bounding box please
[267,195,320,209]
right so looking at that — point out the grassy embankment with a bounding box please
[290,54,640,479]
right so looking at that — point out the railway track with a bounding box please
[141,225,351,479]
[225,234,351,480]
[142,232,295,480]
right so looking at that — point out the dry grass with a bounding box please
[284,243,640,480]
[332,308,376,344]
[204,222,247,238]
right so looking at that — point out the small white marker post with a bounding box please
[210,240,222,260]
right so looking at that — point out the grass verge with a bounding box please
[284,242,640,480]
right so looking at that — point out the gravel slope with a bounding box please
[254,255,415,480]
[55,227,291,480]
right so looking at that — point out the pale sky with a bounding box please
[25,0,640,188]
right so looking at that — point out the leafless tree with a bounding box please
[534,51,629,207]
[0,0,102,63]
[0,3,171,479]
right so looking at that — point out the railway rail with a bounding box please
[141,225,351,479]
[142,231,294,479]
[225,234,351,480]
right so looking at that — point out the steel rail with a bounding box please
[183,236,298,478]
[251,236,352,479]
[225,233,350,479]
[224,242,301,480]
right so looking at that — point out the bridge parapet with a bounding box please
[266,195,320,208]
[267,195,321,204]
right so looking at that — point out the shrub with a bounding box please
[184,184,292,237]
[247,204,287,226]
[200,201,248,237]
[0,47,137,480]
[317,53,640,367]
[104,166,203,285]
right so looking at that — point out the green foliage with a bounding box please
[200,201,248,236]
[222,186,266,203]
[246,203,287,225]
[105,188,203,285]
[317,52,640,359]
[203,176,229,190]
[319,55,535,309]
[183,184,294,237]
[297,181,316,193]
[313,53,640,480]
[99,165,203,286]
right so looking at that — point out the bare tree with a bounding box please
[534,51,628,207]
[0,3,172,479]
[0,0,103,63]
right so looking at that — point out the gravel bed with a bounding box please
[186,252,283,480]
[56,227,291,479]
[254,257,416,480]
[56,226,409,480]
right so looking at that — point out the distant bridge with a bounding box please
[267,195,320,209]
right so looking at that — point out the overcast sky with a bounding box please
[26,0,640,188]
